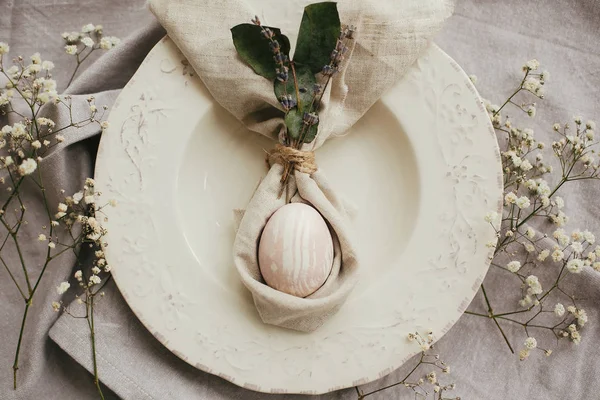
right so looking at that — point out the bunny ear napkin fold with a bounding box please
[149,0,454,332]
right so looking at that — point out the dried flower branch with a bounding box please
[0,24,119,398]
[355,332,460,400]
[467,59,598,359]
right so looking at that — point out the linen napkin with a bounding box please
[149,0,454,332]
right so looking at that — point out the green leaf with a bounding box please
[284,109,319,143]
[274,64,316,112]
[293,2,340,73]
[231,24,291,79]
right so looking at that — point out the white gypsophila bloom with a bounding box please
[553,123,561,131]
[41,60,54,71]
[535,152,543,162]
[516,196,531,209]
[72,191,83,203]
[524,59,540,71]
[536,180,551,196]
[109,199,118,207]
[587,120,597,130]
[520,159,533,171]
[11,122,27,138]
[99,37,113,50]
[554,303,565,317]
[524,337,537,350]
[81,37,94,47]
[55,212,66,219]
[587,130,595,141]
[554,196,565,209]
[525,243,535,253]
[6,65,18,78]
[577,309,588,327]
[484,211,499,224]
[97,258,106,266]
[588,252,597,262]
[56,134,65,142]
[526,275,542,295]
[85,177,95,186]
[526,227,535,239]
[551,248,564,262]
[95,250,104,258]
[27,64,41,74]
[74,270,83,280]
[89,275,101,285]
[37,117,55,127]
[552,211,568,227]
[519,349,530,361]
[527,106,536,118]
[511,154,522,167]
[37,234,46,241]
[540,70,550,81]
[91,266,101,275]
[523,77,541,92]
[583,230,596,244]
[84,195,95,204]
[567,259,584,274]
[30,52,41,64]
[507,261,521,273]
[81,23,95,33]
[31,140,41,149]
[0,42,9,55]
[56,281,70,294]
[522,128,534,140]
[43,140,50,146]
[571,331,581,345]
[3,156,12,166]
[574,115,583,125]
[537,249,550,262]
[571,241,584,254]
[525,179,538,191]
[556,231,570,246]
[51,301,61,312]
[57,203,68,212]
[18,158,37,176]
[104,265,111,272]
[48,242,55,249]
[505,192,517,205]
[65,45,77,55]
[571,230,583,241]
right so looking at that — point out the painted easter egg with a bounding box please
[258,203,334,298]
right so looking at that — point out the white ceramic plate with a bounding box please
[96,33,502,393]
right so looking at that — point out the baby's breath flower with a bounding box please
[0,42,9,55]
[523,77,541,92]
[81,37,94,48]
[65,45,78,55]
[48,242,55,249]
[571,241,583,254]
[583,230,595,244]
[516,196,531,209]
[37,234,46,241]
[56,134,65,142]
[91,266,101,275]
[525,227,535,239]
[507,260,521,273]
[567,258,584,274]
[554,303,565,317]
[74,270,83,281]
[18,159,37,176]
[525,243,535,253]
[89,275,101,285]
[56,281,70,294]
[524,337,537,349]
[504,192,517,205]
[51,301,61,312]
[427,371,437,384]
[57,203,68,212]
[519,349,530,361]
[81,23,96,33]
[554,196,565,209]
[551,248,564,262]
[537,249,550,262]
[31,140,42,149]
[109,199,117,207]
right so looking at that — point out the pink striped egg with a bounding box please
[258,203,334,298]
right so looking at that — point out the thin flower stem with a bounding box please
[12,301,30,390]
[493,71,529,117]
[67,48,96,88]
[358,353,425,398]
[88,295,105,400]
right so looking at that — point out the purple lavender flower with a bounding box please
[303,112,319,126]
[279,94,297,111]
[269,40,280,52]
[276,66,289,82]
[273,53,288,64]
[261,28,274,39]
[313,84,323,95]
[322,65,335,76]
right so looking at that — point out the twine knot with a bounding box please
[268,144,318,176]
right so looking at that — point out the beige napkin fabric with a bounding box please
[149,0,454,149]
[149,0,454,331]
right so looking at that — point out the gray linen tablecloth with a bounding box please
[1,0,599,399]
